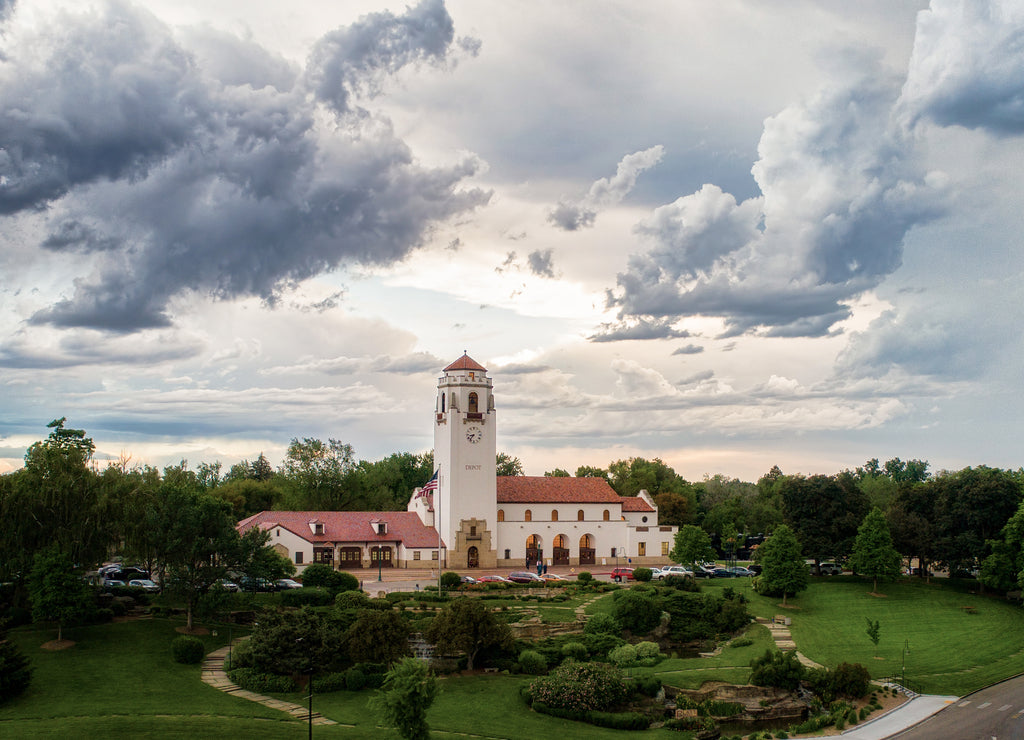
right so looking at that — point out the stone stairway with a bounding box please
[755,616,823,669]
[201,640,338,726]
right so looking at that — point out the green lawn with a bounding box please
[705,576,1024,695]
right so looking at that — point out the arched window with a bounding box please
[497,509,505,522]
[553,534,567,548]
[551,509,558,521]
[468,392,479,413]
[525,509,532,522]
[441,393,445,412]
[602,509,610,521]
[577,509,585,521]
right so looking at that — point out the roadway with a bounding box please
[885,675,1024,740]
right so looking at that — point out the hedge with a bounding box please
[228,667,299,693]
[171,635,206,664]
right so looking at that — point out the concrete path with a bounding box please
[201,640,339,726]
[754,616,823,669]
[839,694,958,739]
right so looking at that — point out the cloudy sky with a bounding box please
[2,0,1023,482]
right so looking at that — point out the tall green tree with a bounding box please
[755,524,808,607]
[425,598,512,670]
[495,452,524,477]
[28,546,94,643]
[345,610,411,665]
[850,508,902,594]
[607,457,692,498]
[980,497,1024,591]
[370,657,437,740]
[0,622,32,703]
[779,472,867,566]
[280,438,357,509]
[670,525,716,569]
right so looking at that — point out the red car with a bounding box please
[610,567,635,582]
[477,575,511,583]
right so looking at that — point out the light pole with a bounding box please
[902,639,910,688]
[296,637,313,739]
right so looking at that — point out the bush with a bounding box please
[635,641,660,659]
[280,587,334,607]
[228,667,298,693]
[519,649,548,675]
[440,571,462,590]
[612,589,661,634]
[171,635,206,665]
[529,661,628,711]
[577,571,594,584]
[583,612,620,636]
[313,672,347,693]
[344,666,366,691]
[729,637,754,648]
[749,649,805,690]
[633,567,653,582]
[226,639,253,670]
[299,565,360,592]
[608,644,637,667]
[336,590,371,610]
[832,662,871,699]
[635,675,662,697]
[94,608,114,623]
[589,710,649,730]
[583,631,625,658]
[561,641,588,661]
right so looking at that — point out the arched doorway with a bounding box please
[467,546,479,568]
[526,534,542,566]
[553,534,570,566]
[579,534,595,565]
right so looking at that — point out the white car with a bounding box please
[128,579,160,592]
[657,566,695,579]
[276,579,303,589]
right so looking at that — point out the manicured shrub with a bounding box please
[635,641,660,659]
[577,571,593,584]
[730,637,754,648]
[109,600,126,617]
[336,590,371,609]
[518,649,548,675]
[608,643,637,667]
[582,631,625,658]
[229,667,299,693]
[589,710,649,730]
[226,639,253,670]
[583,612,620,635]
[313,672,346,693]
[612,589,661,634]
[440,571,462,590]
[633,567,653,582]
[95,607,115,623]
[561,641,588,661]
[529,661,628,711]
[171,635,206,665]
[831,662,871,699]
[344,666,366,690]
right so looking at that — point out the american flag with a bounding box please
[416,471,438,498]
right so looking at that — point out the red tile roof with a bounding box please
[496,476,623,503]
[621,497,655,512]
[444,352,487,372]
[237,511,445,548]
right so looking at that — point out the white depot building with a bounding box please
[239,353,677,572]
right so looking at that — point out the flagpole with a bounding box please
[437,471,442,594]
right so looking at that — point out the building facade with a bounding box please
[239,353,676,571]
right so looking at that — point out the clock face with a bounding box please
[465,425,483,444]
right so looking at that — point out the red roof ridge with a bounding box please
[444,352,487,372]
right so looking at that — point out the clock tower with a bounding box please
[434,352,498,568]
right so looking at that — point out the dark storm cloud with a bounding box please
[527,249,556,278]
[589,318,691,343]
[0,329,203,368]
[1,0,488,332]
[306,0,455,114]
[605,58,945,339]
[900,0,1024,136]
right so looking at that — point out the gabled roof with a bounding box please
[621,497,655,512]
[496,476,623,504]
[444,352,487,372]
[237,511,445,548]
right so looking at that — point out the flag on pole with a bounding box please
[416,470,438,498]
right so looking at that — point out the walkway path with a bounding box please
[201,640,340,727]
[754,616,823,669]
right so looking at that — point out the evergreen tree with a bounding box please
[756,524,808,606]
[370,657,437,740]
[850,507,902,594]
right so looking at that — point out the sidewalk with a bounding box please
[840,694,958,739]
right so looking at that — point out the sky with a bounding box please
[2,0,1023,482]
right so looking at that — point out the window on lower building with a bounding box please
[525,509,532,522]
[603,509,610,521]
[470,525,477,536]
[638,542,646,556]
[578,509,585,521]
[432,551,439,560]
[497,509,505,522]
[551,509,558,521]
[413,551,421,560]
[295,552,303,564]
[661,541,669,556]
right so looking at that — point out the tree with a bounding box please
[849,508,902,594]
[670,525,716,569]
[425,598,512,670]
[865,618,881,657]
[607,457,692,498]
[653,490,696,526]
[28,546,94,643]
[495,452,524,477]
[980,497,1024,591]
[345,610,411,665]
[544,468,570,477]
[0,623,32,704]
[779,473,867,566]
[280,438,357,510]
[574,465,609,481]
[755,524,808,606]
[370,657,437,740]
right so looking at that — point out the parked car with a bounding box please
[102,579,126,589]
[238,576,277,592]
[128,579,160,592]
[477,575,511,583]
[508,571,544,583]
[540,572,567,581]
[610,567,635,582]
[747,563,763,575]
[214,579,240,592]
[707,567,735,578]
[814,562,843,576]
[727,566,754,577]
[276,579,303,589]
[657,566,694,579]
[460,575,478,584]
